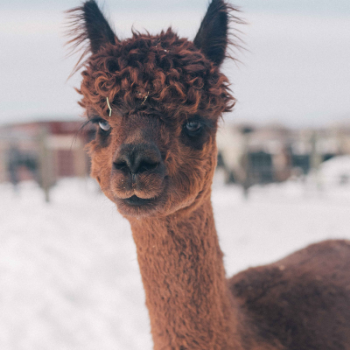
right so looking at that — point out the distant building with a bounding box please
[216,121,350,186]
[0,120,92,184]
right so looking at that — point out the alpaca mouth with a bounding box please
[113,179,169,217]
[123,195,155,206]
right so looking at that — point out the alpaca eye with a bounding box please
[185,121,202,133]
[99,120,111,132]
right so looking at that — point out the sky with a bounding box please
[0,0,349,127]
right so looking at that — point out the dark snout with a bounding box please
[111,142,167,201]
[113,143,162,176]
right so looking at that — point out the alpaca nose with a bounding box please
[113,143,162,175]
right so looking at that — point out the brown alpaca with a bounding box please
[67,1,350,349]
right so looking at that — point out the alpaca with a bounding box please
[67,1,350,349]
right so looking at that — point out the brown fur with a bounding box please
[67,1,350,349]
[231,240,350,350]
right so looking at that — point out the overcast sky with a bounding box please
[1,0,349,127]
[2,0,350,15]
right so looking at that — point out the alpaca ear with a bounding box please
[67,0,118,55]
[80,0,117,53]
[194,0,231,66]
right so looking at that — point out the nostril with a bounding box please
[114,161,129,172]
[138,161,159,173]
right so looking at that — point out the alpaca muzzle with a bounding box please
[111,142,167,202]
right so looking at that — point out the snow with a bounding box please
[1,175,350,349]
[318,155,350,188]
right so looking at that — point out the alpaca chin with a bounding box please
[112,182,202,219]
[114,194,165,218]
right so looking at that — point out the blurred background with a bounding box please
[0,1,350,349]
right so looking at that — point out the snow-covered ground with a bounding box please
[1,170,350,349]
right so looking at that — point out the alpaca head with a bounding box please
[68,0,238,218]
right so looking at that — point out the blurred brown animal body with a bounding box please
[67,1,350,349]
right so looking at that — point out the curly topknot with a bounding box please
[78,29,235,121]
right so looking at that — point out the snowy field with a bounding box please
[1,161,350,350]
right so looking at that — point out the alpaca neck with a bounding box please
[129,197,241,350]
